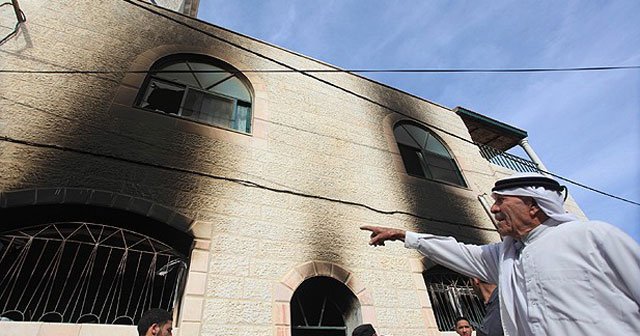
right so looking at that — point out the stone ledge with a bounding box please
[0,322,136,336]
[0,187,193,233]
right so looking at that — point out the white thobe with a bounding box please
[404,219,640,336]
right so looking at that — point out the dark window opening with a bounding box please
[291,276,361,336]
[398,144,427,177]
[394,122,467,187]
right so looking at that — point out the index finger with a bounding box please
[359,225,376,232]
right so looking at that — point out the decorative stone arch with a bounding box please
[111,43,271,142]
[273,260,376,336]
[0,187,193,232]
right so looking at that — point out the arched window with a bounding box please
[290,276,361,336]
[394,122,467,187]
[0,205,192,325]
[137,54,253,133]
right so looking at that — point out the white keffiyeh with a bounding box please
[492,185,578,222]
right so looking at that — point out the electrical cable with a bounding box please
[2,0,637,207]
[0,134,498,233]
[8,92,635,207]
[119,0,640,207]
[1,97,395,183]
[1,65,639,74]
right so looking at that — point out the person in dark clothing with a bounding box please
[137,308,173,336]
[472,278,503,336]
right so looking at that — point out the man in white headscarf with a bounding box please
[361,173,640,336]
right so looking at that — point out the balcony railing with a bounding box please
[478,144,540,173]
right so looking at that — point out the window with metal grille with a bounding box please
[423,266,486,331]
[137,54,253,133]
[290,276,361,336]
[0,206,192,325]
[394,121,467,187]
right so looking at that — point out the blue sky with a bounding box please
[198,1,640,242]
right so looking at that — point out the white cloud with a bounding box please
[197,1,640,241]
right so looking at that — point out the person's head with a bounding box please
[352,323,377,336]
[137,308,173,336]
[490,173,576,239]
[454,316,473,336]
[471,277,497,303]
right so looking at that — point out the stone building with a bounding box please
[0,1,585,335]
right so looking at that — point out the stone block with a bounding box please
[35,188,65,204]
[0,321,42,336]
[190,249,210,273]
[37,323,81,336]
[175,322,200,336]
[412,273,427,291]
[88,190,114,207]
[331,264,351,283]
[181,296,204,322]
[5,189,36,207]
[272,302,290,325]
[185,271,207,296]
[294,261,316,280]
[206,274,244,298]
[273,282,293,302]
[78,324,135,336]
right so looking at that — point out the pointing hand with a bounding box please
[360,225,406,246]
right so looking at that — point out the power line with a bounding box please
[3,0,637,207]
[1,65,639,75]
[6,93,637,207]
[0,135,498,233]
[120,0,640,207]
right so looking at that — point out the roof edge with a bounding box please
[454,106,528,140]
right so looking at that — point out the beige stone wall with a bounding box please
[0,1,581,336]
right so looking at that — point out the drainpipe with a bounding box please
[12,0,27,22]
[519,137,550,175]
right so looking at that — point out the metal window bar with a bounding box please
[478,144,540,173]
[425,277,486,331]
[0,222,187,325]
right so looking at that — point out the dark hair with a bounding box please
[454,316,472,328]
[352,323,377,336]
[137,308,172,336]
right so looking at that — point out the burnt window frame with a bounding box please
[135,53,254,134]
[394,121,467,187]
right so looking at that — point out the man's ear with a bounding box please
[527,198,541,217]
[529,203,539,216]
[150,323,159,335]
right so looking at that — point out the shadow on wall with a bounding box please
[368,81,493,244]
[0,2,256,228]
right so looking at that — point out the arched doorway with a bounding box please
[290,276,361,336]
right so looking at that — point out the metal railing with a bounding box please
[478,144,540,173]
[424,273,486,331]
[0,222,187,324]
